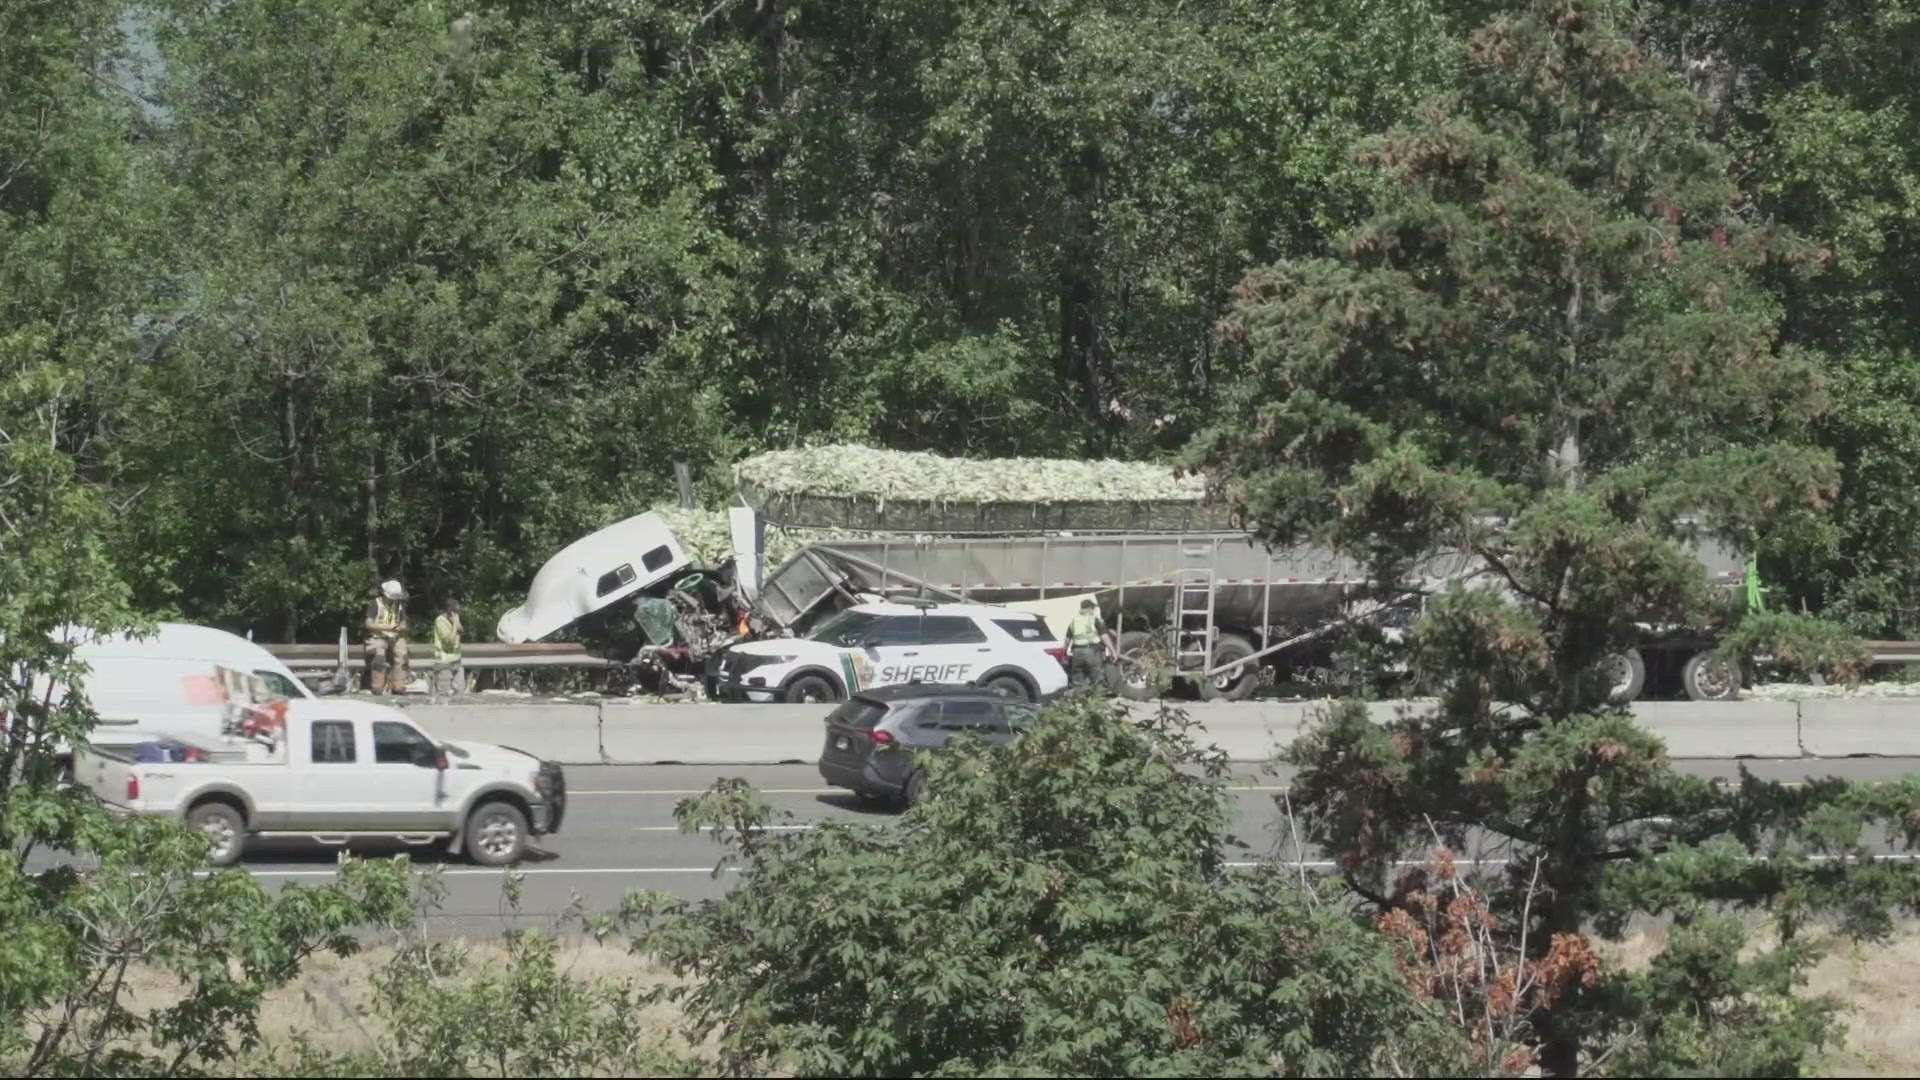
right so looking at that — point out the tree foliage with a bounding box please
[634,696,1473,1077]
[1194,1,1920,1073]
[36,0,1460,638]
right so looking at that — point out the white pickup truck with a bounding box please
[73,699,564,867]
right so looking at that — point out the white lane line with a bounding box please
[574,782,1813,798]
[238,851,1920,880]
[632,824,817,832]
[244,866,744,878]
[572,788,839,796]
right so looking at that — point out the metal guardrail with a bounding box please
[260,632,618,673]
[258,634,1920,682]
[1870,641,1920,664]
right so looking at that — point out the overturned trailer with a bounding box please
[745,527,1750,702]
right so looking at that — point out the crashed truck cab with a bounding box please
[495,513,692,645]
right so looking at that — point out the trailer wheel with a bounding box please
[1599,649,1646,704]
[1199,633,1259,702]
[1113,630,1174,701]
[1682,650,1741,702]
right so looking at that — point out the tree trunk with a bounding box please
[281,375,306,641]
[1555,274,1585,490]
[364,387,379,569]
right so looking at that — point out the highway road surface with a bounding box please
[183,757,1920,936]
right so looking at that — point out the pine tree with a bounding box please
[1193,1,1920,1073]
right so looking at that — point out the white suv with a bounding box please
[715,601,1070,704]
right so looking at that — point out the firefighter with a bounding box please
[432,597,466,698]
[1065,598,1116,689]
[364,579,410,694]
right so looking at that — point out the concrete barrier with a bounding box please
[1799,698,1920,757]
[1163,701,1315,760]
[599,703,823,764]
[1631,700,1802,758]
[404,703,604,763]
[385,695,1883,765]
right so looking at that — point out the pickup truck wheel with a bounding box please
[188,801,246,867]
[465,801,530,866]
[783,673,840,705]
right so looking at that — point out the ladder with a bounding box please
[1175,545,1217,673]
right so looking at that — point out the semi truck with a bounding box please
[500,498,1751,704]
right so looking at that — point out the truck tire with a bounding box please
[1199,633,1259,702]
[783,672,841,705]
[1599,649,1647,705]
[465,800,531,866]
[1682,650,1741,702]
[188,800,246,867]
[1113,629,1173,701]
[981,672,1034,702]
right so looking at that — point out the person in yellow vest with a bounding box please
[363,579,410,694]
[432,597,465,698]
[1065,598,1117,689]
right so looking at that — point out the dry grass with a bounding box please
[107,927,1920,1077]
[1603,923,1920,1078]
[117,937,694,1071]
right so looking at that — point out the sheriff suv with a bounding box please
[715,601,1069,704]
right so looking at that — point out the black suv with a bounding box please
[817,684,1038,808]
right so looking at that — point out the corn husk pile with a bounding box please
[736,445,1204,502]
[733,445,1232,533]
[649,505,860,570]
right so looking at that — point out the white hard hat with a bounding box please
[381,580,405,599]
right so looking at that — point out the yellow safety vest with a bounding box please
[433,613,462,663]
[1067,613,1103,648]
[370,597,403,638]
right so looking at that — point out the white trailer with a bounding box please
[740,526,1749,702]
[500,495,1750,703]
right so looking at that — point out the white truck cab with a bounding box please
[73,698,564,866]
[495,511,691,644]
[715,601,1070,704]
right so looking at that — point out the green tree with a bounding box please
[116,0,743,638]
[634,697,1470,1077]
[286,869,693,1078]
[1647,0,1920,637]
[1193,1,1920,1073]
[691,0,1461,458]
[7,17,415,1070]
